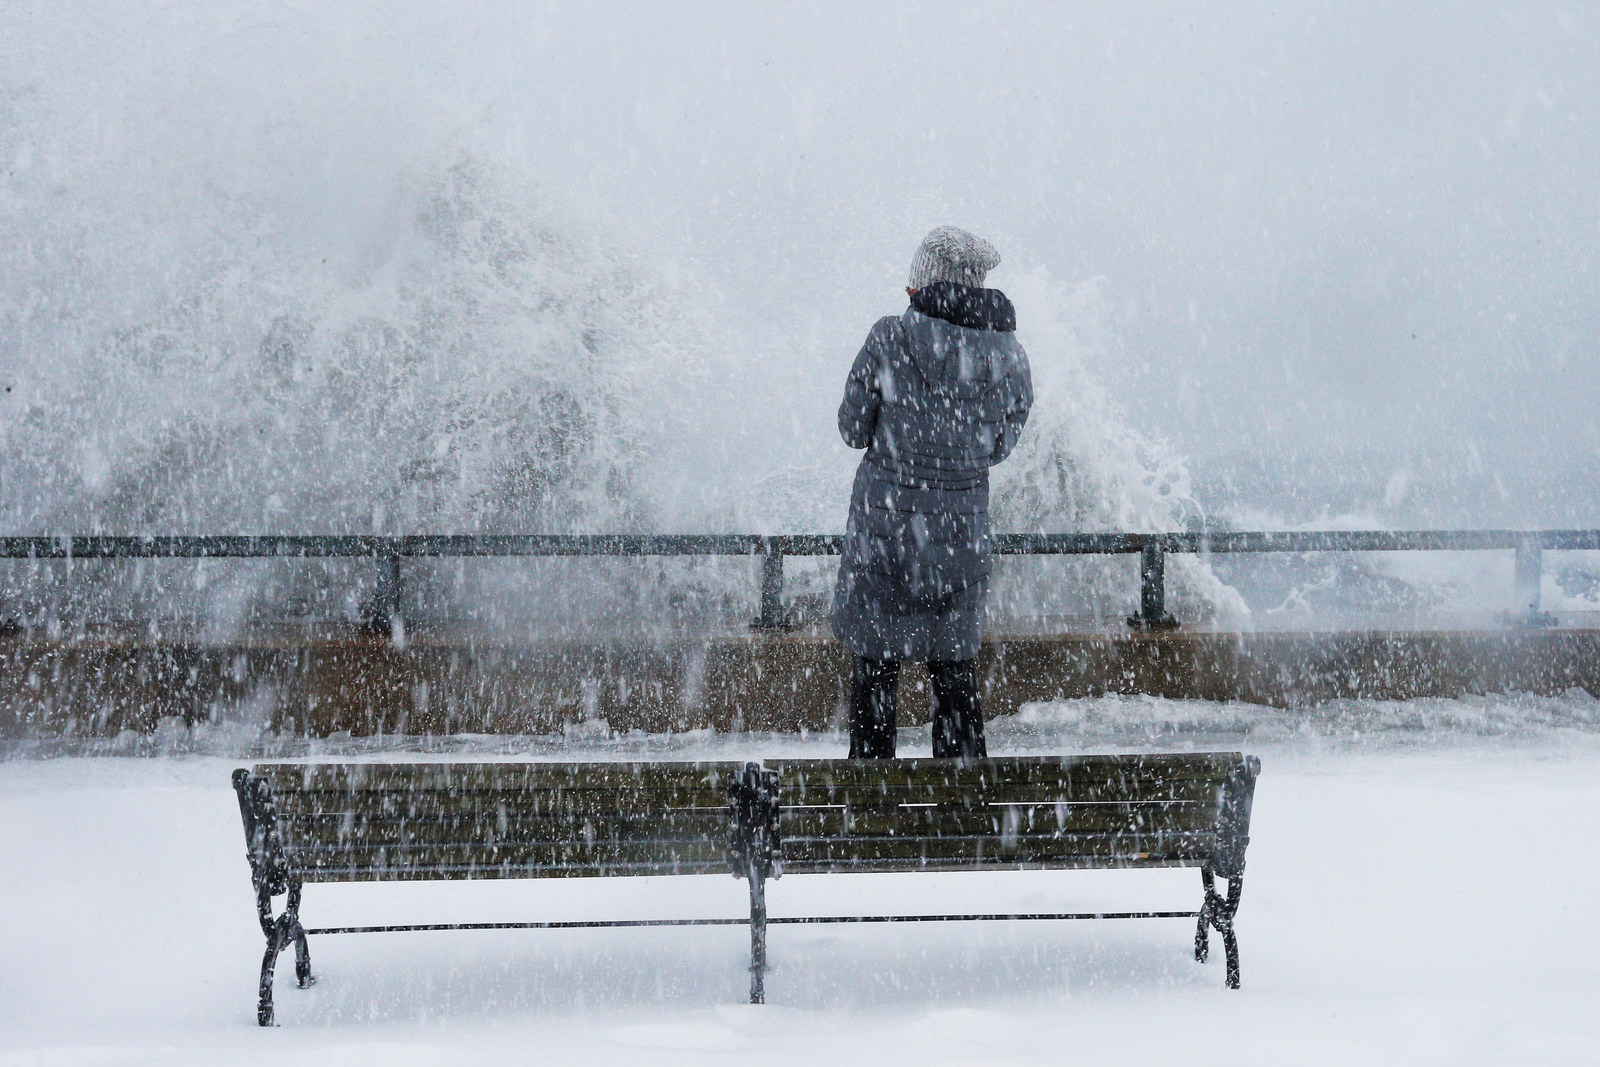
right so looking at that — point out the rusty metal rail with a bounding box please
[1,529,1596,630]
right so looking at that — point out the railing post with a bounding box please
[751,540,786,631]
[369,545,405,642]
[1127,539,1178,631]
[1512,537,1552,627]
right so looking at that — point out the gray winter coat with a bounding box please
[830,283,1033,661]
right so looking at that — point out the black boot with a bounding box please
[929,659,985,758]
[848,657,900,758]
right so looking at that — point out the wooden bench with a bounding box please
[768,754,1260,991]
[233,753,1259,1024]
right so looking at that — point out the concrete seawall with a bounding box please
[3,623,1597,738]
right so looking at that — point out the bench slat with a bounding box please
[291,858,734,882]
[769,754,1244,787]
[781,829,1216,856]
[269,789,732,812]
[769,779,1224,807]
[283,840,732,877]
[778,830,1217,868]
[256,761,740,795]
[272,790,731,821]
[780,800,1218,839]
[778,853,1207,874]
[279,810,731,850]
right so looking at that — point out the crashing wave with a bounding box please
[988,268,1247,622]
[1,153,1244,631]
[0,160,741,629]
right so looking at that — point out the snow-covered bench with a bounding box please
[232,753,1259,1025]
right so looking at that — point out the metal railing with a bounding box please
[2,529,1596,631]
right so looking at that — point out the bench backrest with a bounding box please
[240,761,742,882]
[235,753,1258,886]
[769,754,1258,877]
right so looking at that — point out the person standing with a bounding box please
[831,227,1033,759]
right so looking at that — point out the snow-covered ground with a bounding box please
[4,697,1600,1065]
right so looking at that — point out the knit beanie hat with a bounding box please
[907,226,1001,290]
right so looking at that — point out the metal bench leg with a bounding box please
[257,931,282,1028]
[729,761,780,1005]
[294,918,313,989]
[256,878,312,1026]
[1196,868,1244,989]
[748,869,768,1004]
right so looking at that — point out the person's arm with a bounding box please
[990,344,1033,464]
[838,320,893,449]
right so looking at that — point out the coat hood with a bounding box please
[909,281,1016,331]
[901,284,1023,400]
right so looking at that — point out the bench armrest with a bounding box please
[1209,755,1260,880]
[232,768,291,895]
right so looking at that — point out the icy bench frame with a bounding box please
[232,753,1260,1025]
